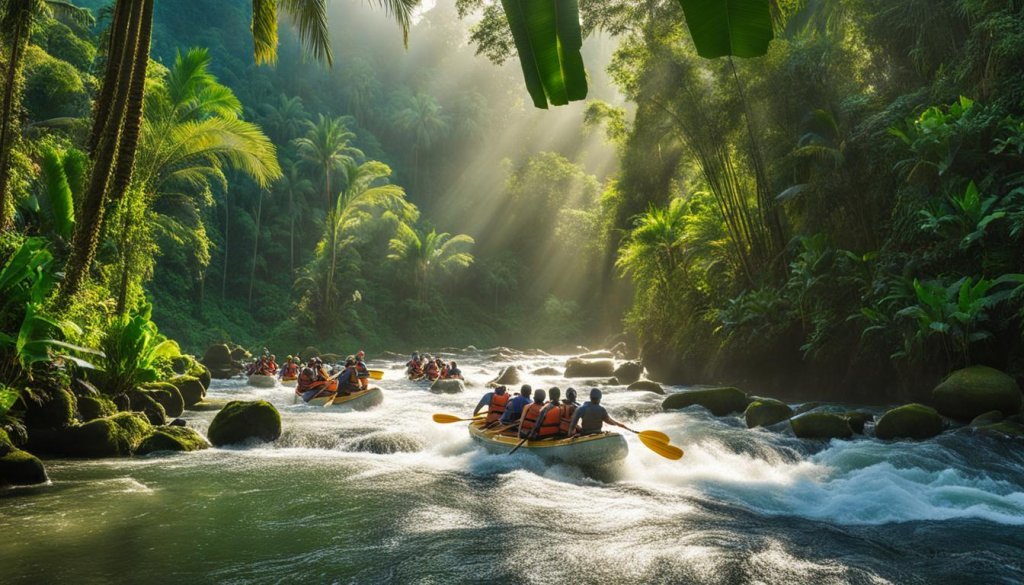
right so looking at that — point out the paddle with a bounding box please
[368,369,384,380]
[620,426,671,444]
[432,413,485,424]
[508,436,528,455]
[637,433,684,460]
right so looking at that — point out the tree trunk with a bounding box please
[248,191,262,309]
[221,192,230,300]
[0,12,30,231]
[289,189,295,273]
[88,0,132,156]
[109,0,154,202]
[58,0,145,308]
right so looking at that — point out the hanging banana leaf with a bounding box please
[677,0,774,59]
[501,0,587,109]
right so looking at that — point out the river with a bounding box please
[2,347,1024,584]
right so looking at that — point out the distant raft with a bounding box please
[294,386,383,411]
[280,376,297,387]
[468,420,628,467]
[248,374,277,388]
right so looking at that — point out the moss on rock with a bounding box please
[875,403,943,440]
[187,398,229,412]
[127,390,167,425]
[138,383,184,417]
[77,394,117,421]
[969,410,1004,427]
[790,412,853,440]
[662,387,748,416]
[932,365,1022,421]
[25,387,77,430]
[975,421,1024,438]
[207,400,281,446]
[137,426,210,455]
[0,448,48,486]
[744,398,793,428]
[41,412,154,458]
[191,364,212,391]
[169,375,205,407]
[842,411,874,434]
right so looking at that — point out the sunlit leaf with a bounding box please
[677,0,774,59]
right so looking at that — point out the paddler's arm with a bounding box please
[472,393,492,416]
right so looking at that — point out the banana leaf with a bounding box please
[501,0,587,108]
[677,0,774,59]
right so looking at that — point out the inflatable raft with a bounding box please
[248,374,277,388]
[468,420,628,467]
[280,376,297,387]
[294,386,383,411]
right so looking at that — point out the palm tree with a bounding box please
[616,199,689,294]
[293,114,363,212]
[259,95,309,143]
[393,92,448,196]
[0,0,93,230]
[340,58,382,123]
[315,159,412,317]
[387,226,474,300]
[274,158,313,273]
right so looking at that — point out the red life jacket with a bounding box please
[535,405,562,438]
[486,392,510,424]
[283,362,299,378]
[297,368,316,392]
[558,404,577,435]
[520,403,544,436]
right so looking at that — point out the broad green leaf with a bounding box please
[0,387,18,417]
[677,0,774,59]
[501,0,587,108]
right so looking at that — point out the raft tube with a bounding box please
[280,376,297,387]
[294,387,383,411]
[468,420,628,467]
[248,374,277,388]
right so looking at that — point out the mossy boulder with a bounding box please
[34,412,153,458]
[969,410,1004,427]
[662,387,748,416]
[137,426,210,455]
[627,380,664,394]
[138,383,184,417]
[126,389,168,425]
[613,361,643,385]
[975,421,1024,438]
[0,428,11,456]
[874,403,943,440]
[430,379,465,394]
[170,354,197,375]
[187,398,230,412]
[169,375,205,407]
[0,448,48,486]
[229,347,251,361]
[744,398,793,428]
[564,358,615,378]
[207,400,281,446]
[76,394,117,421]
[202,344,238,379]
[191,364,212,390]
[25,387,77,430]
[932,365,1022,421]
[843,411,874,434]
[790,412,853,440]
[794,402,821,415]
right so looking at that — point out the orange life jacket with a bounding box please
[486,392,510,424]
[297,369,316,392]
[521,403,558,437]
[283,362,299,377]
[558,404,577,435]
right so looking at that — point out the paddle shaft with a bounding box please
[508,437,528,455]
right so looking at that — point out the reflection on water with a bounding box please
[2,347,1023,584]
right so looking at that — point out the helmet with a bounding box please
[590,388,602,402]
[357,350,365,358]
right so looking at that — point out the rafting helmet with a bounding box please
[590,388,602,403]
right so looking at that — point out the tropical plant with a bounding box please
[294,114,363,212]
[258,94,309,143]
[0,0,93,229]
[393,92,449,196]
[387,225,474,299]
[274,159,314,273]
[919,181,1023,249]
[93,304,179,397]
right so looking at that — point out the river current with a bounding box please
[2,347,1024,584]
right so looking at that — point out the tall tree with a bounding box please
[387,226,474,300]
[293,114,363,212]
[274,158,313,273]
[0,0,93,230]
[393,92,448,197]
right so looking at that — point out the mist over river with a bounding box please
[3,348,1024,584]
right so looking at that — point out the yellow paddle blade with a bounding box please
[639,434,684,460]
[638,430,670,443]
[368,370,384,380]
[433,413,465,424]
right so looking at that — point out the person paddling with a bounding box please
[558,388,580,436]
[523,387,562,440]
[473,385,509,426]
[568,388,625,436]
[280,356,299,380]
[499,385,533,430]
[336,357,361,396]
[448,361,463,380]
[355,350,369,389]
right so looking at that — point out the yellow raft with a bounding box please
[293,386,383,411]
[468,420,628,467]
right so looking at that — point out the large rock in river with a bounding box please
[76,394,117,422]
[137,426,210,455]
[531,367,561,376]
[126,389,167,425]
[564,358,615,379]
[207,400,281,446]
[169,375,206,407]
[430,379,465,394]
[932,366,1022,421]
[875,403,943,440]
[744,398,793,428]
[32,412,154,457]
[662,387,748,416]
[627,380,664,394]
[202,344,238,379]
[0,447,48,487]
[25,387,77,430]
[613,361,643,385]
[790,412,853,440]
[487,365,523,387]
[138,382,184,417]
